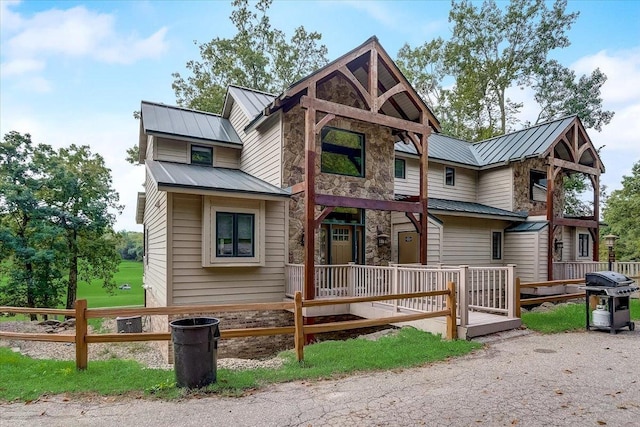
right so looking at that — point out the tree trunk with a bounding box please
[66,230,78,310]
[498,88,506,134]
[26,262,37,321]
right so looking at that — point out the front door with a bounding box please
[330,225,353,264]
[398,231,419,264]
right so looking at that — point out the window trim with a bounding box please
[190,144,214,166]
[394,158,406,179]
[491,230,503,261]
[445,166,455,186]
[202,198,265,267]
[320,126,365,177]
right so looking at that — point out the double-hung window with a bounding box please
[578,233,589,258]
[445,167,455,186]
[492,231,503,260]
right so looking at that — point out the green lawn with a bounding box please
[77,260,143,308]
[0,327,481,401]
[521,299,640,333]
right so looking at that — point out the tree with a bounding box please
[172,0,328,113]
[0,132,65,312]
[602,162,640,261]
[126,0,328,165]
[42,145,123,309]
[397,0,613,141]
[116,230,144,261]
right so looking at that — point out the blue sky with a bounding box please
[1,0,639,231]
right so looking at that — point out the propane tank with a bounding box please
[592,304,610,327]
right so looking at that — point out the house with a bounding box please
[135,37,603,358]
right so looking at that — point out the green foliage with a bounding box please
[522,300,640,333]
[116,231,144,261]
[602,161,640,260]
[172,0,328,113]
[397,0,613,141]
[0,327,479,401]
[77,260,143,308]
[0,131,122,310]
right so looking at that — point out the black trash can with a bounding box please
[169,317,221,388]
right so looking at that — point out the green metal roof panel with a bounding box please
[428,197,528,220]
[505,221,549,232]
[141,101,242,145]
[147,160,289,197]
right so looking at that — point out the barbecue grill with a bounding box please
[582,271,638,333]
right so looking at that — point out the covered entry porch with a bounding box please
[285,263,521,339]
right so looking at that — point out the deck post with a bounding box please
[507,264,517,318]
[348,262,356,297]
[446,281,457,340]
[75,299,88,370]
[392,263,399,312]
[458,265,469,327]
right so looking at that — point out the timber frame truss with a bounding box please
[543,116,604,279]
[274,37,439,299]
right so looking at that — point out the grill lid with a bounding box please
[585,271,634,287]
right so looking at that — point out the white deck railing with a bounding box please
[285,263,517,327]
[552,262,640,280]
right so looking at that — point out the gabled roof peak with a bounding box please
[140,100,222,117]
[473,114,578,145]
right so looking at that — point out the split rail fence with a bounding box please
[0,284,457,371]
[515,278,586,317]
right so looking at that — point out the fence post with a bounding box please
[507,264,517,318]
[458,265,468,327]
[294,292,304,362]
[348,262,356,297]
[75,299,88,370]
[515,277,521,318]
[446,281,457,340]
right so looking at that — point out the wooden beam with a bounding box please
[547,160,554,280]
[304,99,317,301]
[314,206,335,228]
[369,47,378,111]
[315,193,422,213]
[314,113,336,135]
[406,131,422,155]
[289,181,306,195]
[300,96,428,135]
[592,174,600,262]
[405,212,421,232]
[376,83,405,110]
[552,158,600,176]
[553,217,599,228]
[419,128,429,264]
[337,65,371,109]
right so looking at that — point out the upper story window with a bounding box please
[492,231,503,260]
[445,167,455,186]
[321,127,365,177]
[578,233,589,258]
[394,158,406,179]
[191,145,213,166]
[530,170,547,201]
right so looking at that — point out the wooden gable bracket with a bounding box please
[314,206,335,228]
[405,212,421,233]
[314,114,336,135]
[337,66,372,109]
[405,131,423,156]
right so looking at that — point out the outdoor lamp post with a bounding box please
[604,234,618,271]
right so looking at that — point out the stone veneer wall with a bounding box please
[283,74,394,265]
[512,158,565,215]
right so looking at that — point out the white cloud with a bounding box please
[1,58,45,77]
[0,0,23,34]
[572,47,640,107]
[1,3,169,87]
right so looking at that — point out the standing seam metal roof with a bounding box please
[147,160,290,197]
[226,86,276,120]
[141,101,242,145]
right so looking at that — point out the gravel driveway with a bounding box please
[2,327,639,426]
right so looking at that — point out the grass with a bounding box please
[0,327,481,402]
[77,260,143,308]
[521,299,640,333]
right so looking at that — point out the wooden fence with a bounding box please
[0,284,457,370]
[515,278,586,317]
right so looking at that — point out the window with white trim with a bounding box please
[492,231,503,260]
[445,167,455,186]
[202,197,264,266]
